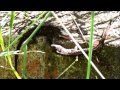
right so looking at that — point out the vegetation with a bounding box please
[1,11,116,79]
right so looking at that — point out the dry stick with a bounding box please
[0,50,45,56]
[70,14,86,42]
[56,59,78,79]
[51,11,105,79]
[17,50,45,54]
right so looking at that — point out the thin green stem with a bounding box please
[21,11,51,48]
[7,11,21,79]
[22,45,28,79]
[9,11,15,44]
[86,11,95,79]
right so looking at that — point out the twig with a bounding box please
[70,14,86,42]
[56,56,78,79]
[74,46,79,62]
[18,50,45,54]
[0,50,45,57]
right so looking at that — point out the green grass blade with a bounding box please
[9,11,15,44]
[6,11,21,79]
[9,11,15,33]
[0,23,9,71]
[1,23,21,79]
[86,11,95,79]
[22,45,28,79]
[21,11,52,48]
[5,11,47,51]
[0,26,5,51]
[7,52,21,79]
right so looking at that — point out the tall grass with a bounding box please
[0,11,51,79]
[0,11,21,79]
[86,11,95,79]
[7,11,21,79]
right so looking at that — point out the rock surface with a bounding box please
[0,11,120,79]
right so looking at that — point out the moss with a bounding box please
[1,34,120,79]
